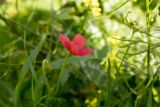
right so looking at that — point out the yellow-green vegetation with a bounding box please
[0,0,160,107]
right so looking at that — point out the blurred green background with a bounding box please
[0,0,160,107]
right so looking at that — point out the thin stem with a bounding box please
[107,58,111,107]
[42,59,50,106]
[146,0,153,107]
[42,60,50,93]
[118,31,134,72]
[116,31,141,95]
[107,0,131,16]
[54,53,69,95]
[146,0,152,80]
[58,53,69,85]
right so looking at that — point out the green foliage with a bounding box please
[0,0,160,107]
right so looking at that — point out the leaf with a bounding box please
[14,35,46,107]
[50,56,93,70]
[0,28,12,46]
[0,81,13,107]
[60,68,70,86]
[56,7,75,20]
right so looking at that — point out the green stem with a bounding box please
[58,53,69,85]
[118,31,134,72]
[117,31,139,96]
[107,58,111,107]
[146,0,153,107]
[146,0,152,82]
[54,53,69,95]
[42,60,50,93]
[107,0,131,16]
[42,59,50,106]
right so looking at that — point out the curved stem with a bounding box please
[42,60,50,92]
[58,53,69,85]
[54,53,69,95]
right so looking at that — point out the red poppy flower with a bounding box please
[59,34,93,56]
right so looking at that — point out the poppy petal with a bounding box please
[59,34,71,50]
[68,43,79,55]
[59,34,93,56]
[78,48,93,56]
[72,34,87,49]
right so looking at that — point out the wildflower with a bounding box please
[84,0,91,6]
[91,7,101,16]
[84,0,101,16]
[85,98,98,107]
[59,34,93,56]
